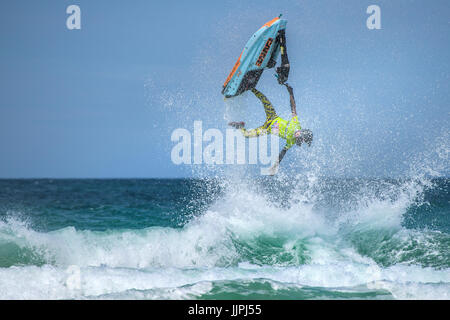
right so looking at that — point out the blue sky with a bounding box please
[0,0,449,178]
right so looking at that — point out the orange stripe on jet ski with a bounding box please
[223,17,279,90]
[223,51,243,89]
[261,17,279,29]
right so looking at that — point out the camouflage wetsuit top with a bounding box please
[240,88,301,150]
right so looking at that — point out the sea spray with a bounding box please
[0,175,449,299]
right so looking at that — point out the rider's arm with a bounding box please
[240,88,273,138]
[279,146,289,162]
[267,146,289,175]
[251,88,275,112]
[285,84,297,117]
[240,126,268,138]
[228,120,268,138]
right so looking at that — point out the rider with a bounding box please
[227,27,313,174]
[228,83,313,174]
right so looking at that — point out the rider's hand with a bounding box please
[228,121,245,129]
[268,163,279,176]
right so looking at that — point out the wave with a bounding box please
[1,177,448,270]
[0,171,448,299]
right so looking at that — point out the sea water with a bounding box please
[0,176,448,300]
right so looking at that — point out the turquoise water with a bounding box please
[0,177,449,299]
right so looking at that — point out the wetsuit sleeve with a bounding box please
[278,147,288,163]
[283,142,294,151]
[240,126,268,138]
[285,84,297,117]
[251,88,278,121]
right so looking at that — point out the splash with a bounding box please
[0,173,449,300]
[0,131,449,299]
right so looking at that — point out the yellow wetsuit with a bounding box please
[240,88,301,150]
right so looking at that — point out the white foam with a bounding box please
[1,260,448,299]
[0,176,448,299]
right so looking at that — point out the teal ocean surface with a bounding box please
[0,177,449,299]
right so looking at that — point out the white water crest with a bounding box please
[0,173,449,299]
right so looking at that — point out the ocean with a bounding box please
[0,176,448,300]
